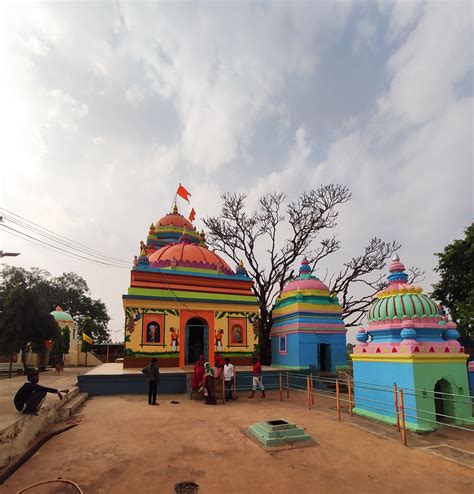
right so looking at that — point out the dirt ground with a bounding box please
[3,391,474,494]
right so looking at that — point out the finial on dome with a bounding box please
[299,257,311,276]
[388,253,408,284]
[236,259,248,276]
[173,203,178,214]
[55,306,62,312]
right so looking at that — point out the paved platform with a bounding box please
[78,363,302,395]
[84,362,282,375]
[0,367,92,468]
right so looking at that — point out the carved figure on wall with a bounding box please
[215,329,224,350]
[125,315,135,335]
[170,327,179,351]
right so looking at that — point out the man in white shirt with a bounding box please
[223,358,235,401]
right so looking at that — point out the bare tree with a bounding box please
[204,186,351,364]
[204,188,417,364]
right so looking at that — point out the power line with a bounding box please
[0,224,129,269]
[2,214,130,267]
[0,208,130,265]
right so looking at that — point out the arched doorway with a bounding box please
[185,317,209,364]
[434,379,454,423]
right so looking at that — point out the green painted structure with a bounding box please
[247,419,312,447]
[352,254,472,431]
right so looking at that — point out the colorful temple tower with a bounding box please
[271,258,347,371]
[123,207,259,368]
[352,254,472,431]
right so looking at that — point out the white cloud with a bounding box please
[353,19,377,52]
[0,1,472,337]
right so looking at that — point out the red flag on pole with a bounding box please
[188,208,196,222]
[176,184,191,203]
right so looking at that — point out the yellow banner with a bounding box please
[82,333,93,345]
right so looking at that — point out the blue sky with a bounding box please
[0,1,472,340]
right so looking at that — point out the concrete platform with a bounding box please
[77,363,308,395]
[0,368,91,468]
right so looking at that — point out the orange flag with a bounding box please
[188,208,196,222]
[176,184,191,203]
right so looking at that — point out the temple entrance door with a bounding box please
[434,379,454,423]
[318,344,331,372]
[185,317,209,364]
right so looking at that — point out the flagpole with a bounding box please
[171,183,180,212]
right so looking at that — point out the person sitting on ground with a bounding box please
[223,358,234,401]
[248,356,265,398]
[14,370,69,415]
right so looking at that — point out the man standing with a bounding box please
[248,356,265,398]
[223,358,234,401]
[14,370,69,415]
[142,357,160,405]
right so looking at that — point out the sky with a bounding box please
[0,1,472,343]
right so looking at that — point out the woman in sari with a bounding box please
[203,362,216,405]
[192,354,205,391]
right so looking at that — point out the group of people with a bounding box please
[14,355,266,415]
[191,354,265,405]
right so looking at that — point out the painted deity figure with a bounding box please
[170,327,179,351]
[139,241,147,257]
[215,329,224,350]
[147,322,160,343]
[233,325,243,344]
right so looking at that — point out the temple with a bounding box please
[122,205,259,368]
[352,254,472,431]
[271,258,347,371]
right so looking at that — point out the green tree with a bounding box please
[0,266,110,343]
[432,223,474,338]
[0,268,59,372]
[51,326,71,363]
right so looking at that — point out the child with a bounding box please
[248,356,265,398]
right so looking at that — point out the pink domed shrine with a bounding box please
[123,207,258,368]
[271,258,347,371]
[145,204,201,254]
[352,254,472,431]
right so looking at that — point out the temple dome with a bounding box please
[367,254,439,323]
[281,258,330,294]
[148,241,233,275]
[50,306,74,322]
[155,204,194,230]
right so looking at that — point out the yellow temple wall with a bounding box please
[123,298,258,361]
